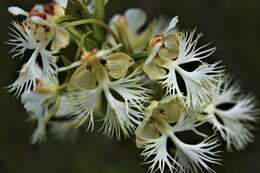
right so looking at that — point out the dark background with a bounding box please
[1,0,260,173]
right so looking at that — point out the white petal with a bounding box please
[161,30,224,109]
[109,14,120,32]
[55,0,68,8]
[145,42,163,65]
[70,87,102,130]
[30,103,49,145]
[164,16,179,35]
[108,70,151,111]
[54,95,75,117]
[8,6,28,16]
[102,96,138,140]
[206,78,259,151]
[8,24,57,80]
[171,134,221,173]
[33,4,44,12]
[102,70,150,140]
[31,115,47,144]
[21,91,51,115]
[125,8,147,33]
[40,48,58,77]
[172,113,203,133]
[7,22,37,58]
[8,62,43,97]
[139,135,177,173]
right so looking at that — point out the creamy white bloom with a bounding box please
[71,68,150,140]
[8,3,69,51]
[203,77,259,151]
[136,101,221,173]
[9,62,43,97]
[70,87,102,130]
[22,87,75,144]
[8,6,28,16]
[101,70,150,139]
[7,22,58,96]
[144,16,179,65]
[172,135,220,173]
[145,28,223,109]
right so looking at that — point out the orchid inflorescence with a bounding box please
[6,0,259,172]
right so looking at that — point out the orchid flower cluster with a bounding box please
[7,0,259,172]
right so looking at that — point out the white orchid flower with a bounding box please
[20,76,57,143]
[21,75,75,144]
[144,16,179,65]
[203,77,259,151]
[7,1,71,96]
[7,22,58,96]
[70,62,150,140]
[22,91,50,144]
[144,21,224,109]
[136,100,221,173]
[8,2,69,51]
[68,46,150,140]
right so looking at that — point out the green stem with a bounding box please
[133,52,149,60]
[55,15,78,24]
[75,33,87,60]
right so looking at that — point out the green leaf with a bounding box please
[93,0,105,46]
[133,52,149,60]
[75,33,87,59]
[75,32,98,57]
[65,0,90,18]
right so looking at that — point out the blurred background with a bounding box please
[0,0,260,173]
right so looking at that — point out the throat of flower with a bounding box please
[92,63,110,85]
[153,112,173,136]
